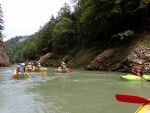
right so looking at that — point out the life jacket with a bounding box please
[19,66,26,73]
[16,67,20,73]
[62,64,66,69]
[37,64,41,68]
[137,70,143,77]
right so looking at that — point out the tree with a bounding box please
[0,4,4,41]
[52,17,74,53]
[24,41,37,60]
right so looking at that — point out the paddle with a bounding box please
[6,70,13,73]
[69,70,73,73]
[31,75,36,78]
[30,74,36,78]
[123,66,150,82]
[115,94,150,104]
[66,68,73,73]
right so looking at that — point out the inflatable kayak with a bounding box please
[13,72,30,79]
[27,67,36,72]
[135,103,150,113]
[27,67,47,72]
[115,94,150,113]
[37,67,47,72]
[55,68,72,73]
[120,74,150,81]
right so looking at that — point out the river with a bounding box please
[0,65,150,113]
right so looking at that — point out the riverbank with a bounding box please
[38,31,150,73]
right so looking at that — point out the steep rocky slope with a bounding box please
[0,43,10,66]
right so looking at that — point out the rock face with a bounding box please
[85,45,150,73]
[85,48,122,71]
[0,43,10,66]
[37,53,53,65]
[122,45,150,73]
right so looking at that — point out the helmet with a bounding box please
[29,62,31,64]
[62,62,65,64]
[22,63,25,65]
[135,66,140,70]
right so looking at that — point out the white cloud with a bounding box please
[1,0,71,41]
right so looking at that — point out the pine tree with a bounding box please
[0,4,4,40]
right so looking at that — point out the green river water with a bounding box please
[0,65,150,113]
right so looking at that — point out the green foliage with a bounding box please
[144,43,150,48]
[52,17,74,53]
[111,30,135,40]
[0,4,4,40]
[139,0,150,8]
[24,41,36,59]
[5,43,13,62]
[6,35,35,63]
[6,0,150,66]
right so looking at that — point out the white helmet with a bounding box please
[22,63,25,65]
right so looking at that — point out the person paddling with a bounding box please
[59,62,66,70]
[16,66,20,73]
[134,66,144,78]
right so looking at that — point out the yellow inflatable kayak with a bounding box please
[135,103,150,113]
[27,67,47,72]
[27,67,36,72]
[55,68,72,73]
[115,94,150,113]
[13,72,30,79]
[37,67,47,72]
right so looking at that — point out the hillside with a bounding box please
[5,0,150,73]
[6,36,29,48]
[0,42,10,66]
[5,35,35,63]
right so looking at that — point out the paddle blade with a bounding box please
[115,94,150,104]
[31,74,36,78]
[69,70,73,73]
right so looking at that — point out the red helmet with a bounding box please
[135,66,140,70]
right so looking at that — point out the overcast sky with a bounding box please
[1,0,71,41]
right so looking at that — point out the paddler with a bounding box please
[134,66,144,78]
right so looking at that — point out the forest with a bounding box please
[1,0,150,67]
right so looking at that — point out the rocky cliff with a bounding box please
[33,33,150,74]
[0,43,10,66]
[85,34,150,73]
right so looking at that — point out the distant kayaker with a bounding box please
[16,66,20,73]
[134,66,144,77]
[59,62,66,69]
[20,63,27,73]
[31,63,34,69]
[27,62,32,68]
[37,63,42,68]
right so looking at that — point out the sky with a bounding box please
[1,0,71,41]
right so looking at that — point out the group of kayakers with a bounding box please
[16,62,72,73]
[16,61,68,73]
[26,62,42,69]
[16,62,42,73]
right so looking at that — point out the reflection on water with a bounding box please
[0,66,150,113]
